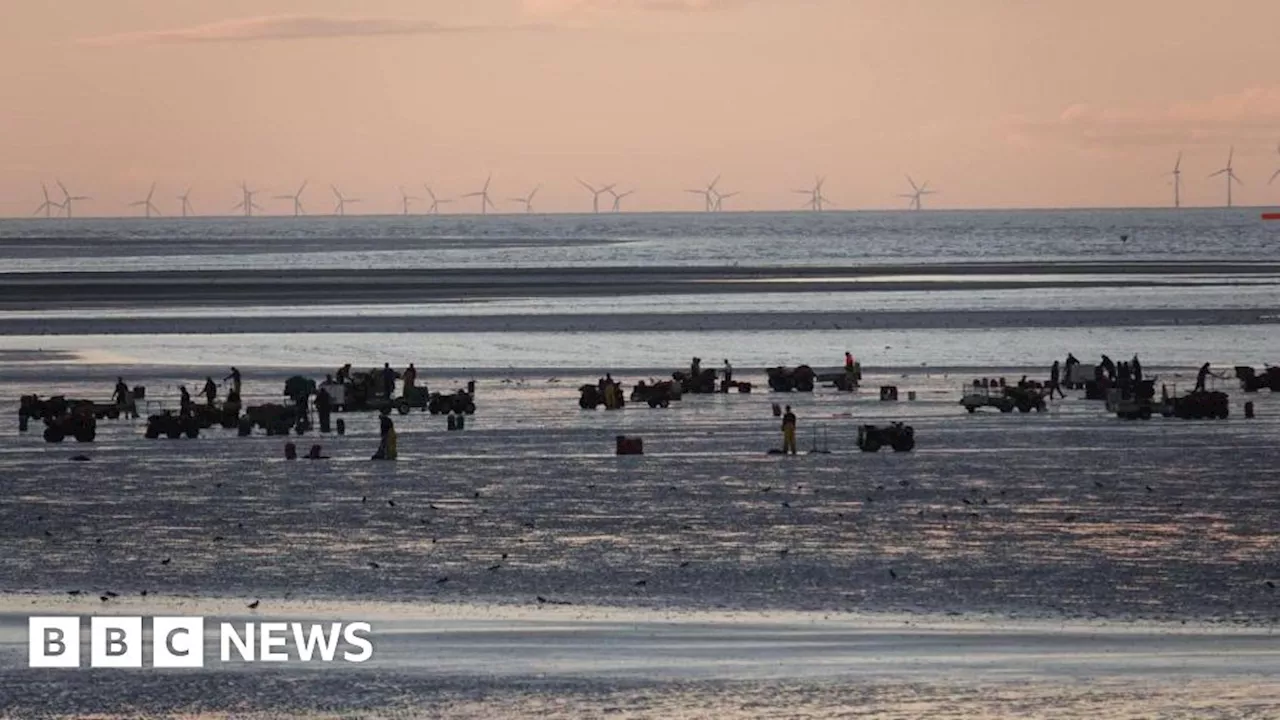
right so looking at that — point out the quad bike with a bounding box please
[42,406,97,443]
[767,365,817,393]
[857,423,915,453]
[145,412,202,439]
[1235,366,1280,393]
[630,380,680,408]
[428,390,476,415]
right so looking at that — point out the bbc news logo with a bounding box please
[29,617,373,668]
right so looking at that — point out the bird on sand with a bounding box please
[247,600,260,609]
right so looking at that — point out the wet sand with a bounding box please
[5,260,1280,308]
[2,602,1279,718]
[0,307,1276,336]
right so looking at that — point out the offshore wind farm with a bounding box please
[16,144,1280,221]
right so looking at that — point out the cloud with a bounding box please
[79,15,489,47]
[1011,87,1280,151]
[523,0,753,13]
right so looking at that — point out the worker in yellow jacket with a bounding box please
[781,405,797,455]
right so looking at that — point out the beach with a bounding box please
[1,209,1279,718]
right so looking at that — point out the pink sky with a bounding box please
[2,0,1280,216]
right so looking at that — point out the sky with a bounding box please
[2,0,1280,216]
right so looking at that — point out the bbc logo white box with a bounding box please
[153,617,205,668]
[90,616,143,668]
[29,617,81,668]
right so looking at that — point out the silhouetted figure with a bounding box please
[691,357,702,378]
[113,377,129,406]
[845,352,854,371]
[224,367,242,396]
[336,364,352,383]
[1131,355,1143,384]
[202,377,217,405]
[403,363,417,390]
[316,387,332,433]
[1048,361,1064,399]
[382,363,396,399]
[723,359,733,383]
[179,386,192,418]
[374,412,397,460]
[1117,361,1131,397]
[781,405,797,455]
[1100,355,1117,382]
[1194,362,1222,392]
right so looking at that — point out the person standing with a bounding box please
[224,367,242,397]
[202,377,218,405]
[1194,362,1223,392]
[374,412,397,460]
[781,405,798,455]
[403,363,418,391]
[113,376,137,419]
[1048,361,1065,399]
[723,359,733,384]
[316,386,332,434]
[179,386,193,418]
[381,363,397,399]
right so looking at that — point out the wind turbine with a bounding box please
[33,183,62,218]
[578,179,615,214]
[56,180,90,219]
[177,187,194,217]
[712,189,738,212]
[685,175,720,212]
[608,188,635,212]
[1209,147,1242,208]
[794,177,830,211]
[232,181,262,217]
[510,185,540,213]
[275,181,308,216]
[331,185,360,216]
[1169,152,1183,209]
[423,185,450,214]
[461,175,496,215]
[398,186,421,215]
[899,176,936,211]
[1268,143,1280,186]
[129,183,161,218]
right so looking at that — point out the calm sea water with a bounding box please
[0,208,1276,272]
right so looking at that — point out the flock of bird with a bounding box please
[26,174,935,219]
